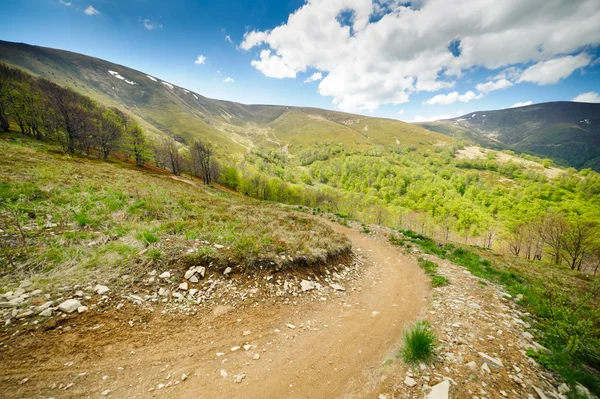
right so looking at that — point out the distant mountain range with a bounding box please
[415,102,600,170]
[0,40,448,156]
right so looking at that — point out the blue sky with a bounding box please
[1,0,599,122]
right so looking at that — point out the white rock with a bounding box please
[195,266,206,277]
[159,272,171,279]
[77,306,88,313]
[157,383,165,389]
[181,373,188,381]
[214,244,224,249]
[19,280,32,289]
[481,363,491,373]
[478,352,503,367]
[404,376,417,387]
[223,267,232,275]
[101,389,111,396]
[252,353,260,360]
[189,289,198,296]
[300,280,315,292]
[330,283,346,291]
[39,308,53,317]
[95,285,110,295]
[220,369,228,378]
[426,380,450,399]
[466,361,477,371]
[243,344,251,351]
[35,301,54,314]
[233,373,245,383]
[558,384,570,394]
[16,310,33,319]
[58,299,81,314]
[158,287,169,296]
[231,346,240,352]
[287,324,296,329]
[184,270,196,280]
[522,331,534,340]
[533,386,549,399]
[189,275,199,283]
[179,282,188,291]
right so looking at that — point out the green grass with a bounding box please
[431,275,449,287]
[391,229,600,396]
[0,133,351,290]
[400,321,438,364]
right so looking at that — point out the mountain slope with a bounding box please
[0,40,451,155]
[416,102,600,170]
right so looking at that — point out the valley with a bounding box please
[1,38,599,399]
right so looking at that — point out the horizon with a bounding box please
[1,0,600,122]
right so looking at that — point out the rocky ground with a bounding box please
[0,219,596,399]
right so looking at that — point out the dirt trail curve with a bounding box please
[0,222,428,399]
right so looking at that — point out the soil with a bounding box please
[0,222,429,398]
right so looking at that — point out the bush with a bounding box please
[431,275,449,287]
[400,321,438,364]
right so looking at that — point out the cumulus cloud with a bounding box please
[142,19,162,30]
[424,91,483,105]
[195,55,206,65]
[303,72,323,83]
[572,91,600,103]
[517,53,592,85]
[59,0,71,6]
[251,50,296,79]
[225,35,233,44]
[223,77,235,83]
[240,0,600,112]
[84,5,99,15]
[475,78,513,93]
[509,101,533,108]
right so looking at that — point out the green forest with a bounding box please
[2,62,600,274]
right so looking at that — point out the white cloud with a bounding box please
[250,50,296,79]
[475,78,513,93]
[397,109,404,115]
[424,91,483,105]
[517,53,592,85]
[59,0,71,6]
[195,55,206,65]
[303,72,323,83]
[509,101,533,108]
[142,19,163,30]
[225,35,233,44]
[84,5,99,15]
[240,0,600,112]
[572,91,600,103]
[223,77,235,83]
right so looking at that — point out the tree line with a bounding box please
[0,63,216,184]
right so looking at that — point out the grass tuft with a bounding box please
[400,321,438,364]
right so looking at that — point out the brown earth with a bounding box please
[0,222,429,398]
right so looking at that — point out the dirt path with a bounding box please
[0,223,428,398]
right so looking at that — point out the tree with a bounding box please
[95,108,124,160]
[124,122,150,167]
[190,139,214,184]
[157,138,184,176]
[562,219,598,271]
[539,212,568,265]
[40,80,94,153]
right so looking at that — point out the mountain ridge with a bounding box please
[415,101,600,170]
[0,40,449,155]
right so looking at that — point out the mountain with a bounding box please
[0,40,450,155]
[415,102,600,170]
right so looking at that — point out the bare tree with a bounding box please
[539,212,568,265]
[157,138,184,176]
[562,219,598,271]
[95,108,124,160]
[190,139,214,184]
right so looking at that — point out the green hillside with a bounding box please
[415,102,600,170]
[0,40,451,156]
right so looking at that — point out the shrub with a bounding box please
[400,321,438,364]
[431,275,449,287]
